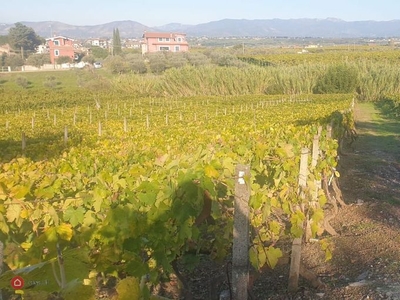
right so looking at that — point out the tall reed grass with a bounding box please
[111,61,400,101]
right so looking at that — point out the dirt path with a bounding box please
[301,102,400,299]
[340,102,400,205]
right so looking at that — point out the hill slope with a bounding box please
[1,18,400,38]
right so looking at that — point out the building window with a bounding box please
[159,46,170,51]
[177,37,182,42]
[165,38,170,42]
[54,40,60,46]
[175,46,180,52]
[54,49,60,56]
[158,38,163,42]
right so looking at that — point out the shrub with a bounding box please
[15,76,29,89]
[165,52,188,69]
[26,53,51,68]
[209,51,247,67]
[185,52,211,66]
[313,64,359,94]
[83,55,96,65]
[104,55,130,74]
[56,56,72,64]
[43,75,58,89]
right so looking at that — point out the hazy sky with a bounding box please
[2,0,399,26]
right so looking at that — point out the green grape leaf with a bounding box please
[83,211,96,227]
[249,246,267,270]
[222,157,235,177]
[45,227,58,242]
[290,210,305,237]
[138,191,157,206]
[61,279,95,300]
[0,213,9,233]
[116,277,140,300]
[64,207,85,227]
[266,246,283,269]
[268,220,281,235]
[35,186,55,199]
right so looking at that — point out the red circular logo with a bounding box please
[10,276,24,290]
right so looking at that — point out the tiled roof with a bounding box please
[46,36,74,41]
[143,32,186,38]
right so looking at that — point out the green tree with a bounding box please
[0,35,8,45]
[90,46,109,59]
[147,53,167,73]
[112,28,122,56]
[125,53,147,74]
[8,23,43,56]
[313,64,359,94]
[26,53,51,68]
[165,52,188,69]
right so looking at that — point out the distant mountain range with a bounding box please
[1,18,400,39]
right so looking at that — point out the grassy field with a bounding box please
[0,68,110,91]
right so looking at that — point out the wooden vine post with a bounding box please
[21,131,26,150]
[307,134,322,240]
[0,240,3,300]
[288,148,309,292]
[232,164,251,300]
[98,121,102,137]
[327,123,332,139]
[64,126,68,145]
[123,117,127,133]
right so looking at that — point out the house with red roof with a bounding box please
[46,36,77,64]
[141,32,189,54]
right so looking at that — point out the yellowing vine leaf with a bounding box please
[204,164,219,178]
[56,223,73,241]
